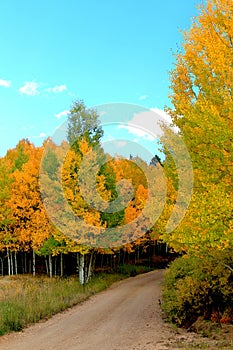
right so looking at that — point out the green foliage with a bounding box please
[39,236,62,256]
[162,252,233,327]
[13,144,29,172]
[100,161,125,227]
[0,160,13,229]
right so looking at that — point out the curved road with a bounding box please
[0,270,201,350]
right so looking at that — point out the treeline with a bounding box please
[0,103,174,284]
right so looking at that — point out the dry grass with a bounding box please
[0,273,124,335]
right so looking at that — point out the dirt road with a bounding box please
[0,270,220,350]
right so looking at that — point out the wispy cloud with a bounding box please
[29,132,47,139]
[118,123,155,141]
[139,94,149,101]
[0,79,11,88]
[47,84,67,93]
[55,110,69,119]
[19,82,39,96]
[117,108,177,141]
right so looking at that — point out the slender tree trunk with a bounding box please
[84,257,88,282]
[28,255,32,274]
[45,256,49,275]
[32,249,36,276]
[7,248,11,275]
[48,254,52,280]
[10,251,14,275]
[79,254,85,285]
[86,251,94,283]
[14,251,18,275]
[54,256,57,276]
[137,246,140,263]
[60,253,63,277]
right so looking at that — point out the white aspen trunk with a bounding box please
[84,258,88,282]
[7,248,11,276]
[32,249,36,276]
[49,254,52,280]
[60,253,63,277]
[54,256,57,276]
[86,252,94,283]
[45,257,49,275]
[14,251,18,275]
[79,254,85,285]
[10,251,14,275]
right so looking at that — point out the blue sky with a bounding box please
[0,0,201,158]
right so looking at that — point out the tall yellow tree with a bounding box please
[163,0,233,254]
[0,140,35,274]
[9,142,53,275]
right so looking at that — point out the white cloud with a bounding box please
[29,132,47,139]
[19,82,39,96]
[118,124,155,141]
[47,85,67,93]
[55,110,69,119]
[0,79,11,88]
[139,94,149,101]
[117,108,177,140]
